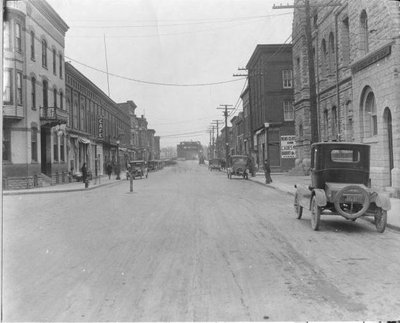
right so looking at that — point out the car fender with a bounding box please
[311,188,327,207]
[371,191,391,211]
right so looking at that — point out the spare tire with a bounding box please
[333,185,370,219]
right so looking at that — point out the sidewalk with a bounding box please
[249,172,400,231]
[2,175,121,196]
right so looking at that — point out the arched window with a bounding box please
[321,39,327,75]
[360,10,369,54]
[365,92,377,137]
[360,87,377,139]
[329,32,335,73]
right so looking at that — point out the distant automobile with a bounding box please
[227,155,250,179]
[126,160,148,180]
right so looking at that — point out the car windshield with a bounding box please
[232,157,247,164]
[330,149,360,163]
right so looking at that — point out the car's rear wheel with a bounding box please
[294,192,303,219]
[374,208,387,233]
[310,196,320,231]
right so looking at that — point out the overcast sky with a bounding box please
[47,0,293,148]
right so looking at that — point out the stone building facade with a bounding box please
[292,0,400,194]
[2,0,69,189]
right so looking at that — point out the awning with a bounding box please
[78,137,91,144]
[119,147,128,152]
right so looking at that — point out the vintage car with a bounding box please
[227,155,250,179]
[126,160,148,180]
[208,158,222,171]
[294,142,391,232]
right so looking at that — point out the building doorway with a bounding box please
[383,107,393,186]
[40,127,51,175]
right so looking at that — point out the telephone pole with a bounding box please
[273,0,341,143]
[217,105,234,165]
[212,120,222,158]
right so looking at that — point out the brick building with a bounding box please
[65,63,130,177]
[292,0,400,194]
[2,0,69,189]
[246,44,295,171]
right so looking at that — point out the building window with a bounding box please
[321,39,328,75]
[15,22,22,52]
[299,123,304,137]
[53,49,57,75]
[329,32,335,73]
[53,88,57,107]
[60,91,63,109]
[332,106,338,139]
[3,127,11,162]
[59,54,63,78]
[3,69,13,104]
[363,90,377,138]
[60,134,65,162]
[31,77,36,110]
[282,70,293,88]
[342,17,350,65]
[283,100,294,121]
[53,132,58,162]
[42,39,47,68]
[360,10,369,54]
[30,31,35,60]
[324,109,329,140]
[31,127,38,162]
[4,21,11,49]
[16,71,23,106]
[43,80,48,107]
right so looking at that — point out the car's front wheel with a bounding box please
[311,196,321,231]
[374,208,387,233]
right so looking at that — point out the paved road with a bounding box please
[3,161,400,321]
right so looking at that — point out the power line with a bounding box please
[65,56,246,87]
[70,13,293,29]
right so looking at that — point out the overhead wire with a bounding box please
[65,56,246,87]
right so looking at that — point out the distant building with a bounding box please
[117,100,139,160]
[246,44,295,171]
[177,141,202,160]
[241,86,251,155]
[2,0,69,189]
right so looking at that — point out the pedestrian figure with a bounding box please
[106,163,112,180]
[263,159,272,184]
[81,162,88,187]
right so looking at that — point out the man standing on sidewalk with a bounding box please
[263,159,272,184]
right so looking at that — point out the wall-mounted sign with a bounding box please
[98,117,103,139]
[281,135,296,159]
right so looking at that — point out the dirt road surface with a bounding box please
[3,161,400,321]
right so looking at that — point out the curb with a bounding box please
[3,180,121,196]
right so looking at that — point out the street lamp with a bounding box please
[116,139,121,180]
